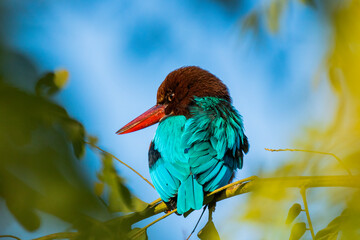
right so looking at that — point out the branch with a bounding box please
[300,187,315,239]
[0,235,21,240]
[265,148,353,176]
[33,175,360,240]
[107,175,360,227]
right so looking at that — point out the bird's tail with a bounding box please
[177,175,204,214]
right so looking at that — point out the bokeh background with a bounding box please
[1,0,359,239]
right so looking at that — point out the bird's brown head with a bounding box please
[116,66,230,134]
[156,66,230,116]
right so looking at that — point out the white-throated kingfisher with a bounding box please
[117,66,249,214]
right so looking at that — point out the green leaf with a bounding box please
[315,216,343,240]
[289,222,306,240]
[266,0,287,33]
[100,154,132,212]
[94,182,104,196]
[35,70,69,97]
[64,119,86,159]
[35,72,56,96]
[198,220,220,240]
[98,153,148,213]
[131,195,149,212]
[241,11,260,34]
[128,228,148,240]
[6,199,40,232]
[0,73,102,231]
[298,0,316,7]
[54,69,69,89]
[286,203,302,224]
[87,135,99,146]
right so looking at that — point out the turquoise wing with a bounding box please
[149,142,204,213]
[150,116,192,210]
[183,97,249,192]
[150,116,205,214]
[149,141,182,202]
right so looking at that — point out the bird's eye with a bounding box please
[168,93,174,102]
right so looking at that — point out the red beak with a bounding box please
[116,104,166,135]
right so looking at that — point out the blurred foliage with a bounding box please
[128,228,148,240]
[286,203,302,225]
[290,222,307,240]
[35,70,69,97]
[198,220,220,240]
[235,0,360,239]
[1,0,360,239]
[266,0,287,33]
[0,47,98,230]
[96,152,148,213]
[314,209,345,240]
[0,27,147,240]
[241,0,316,35]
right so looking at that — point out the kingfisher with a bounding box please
[117,66,248,214]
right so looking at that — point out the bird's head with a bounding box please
[116,66,230,134]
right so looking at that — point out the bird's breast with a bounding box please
[153,115,188,165]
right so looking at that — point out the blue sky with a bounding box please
[3,0,336,239]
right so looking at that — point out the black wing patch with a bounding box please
[148,141,161,169]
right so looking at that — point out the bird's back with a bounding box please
[149,97,248,214]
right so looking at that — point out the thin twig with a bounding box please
[265,148,352,176]
[186,205,208,240]
[0,235,21,240]
[85,141,155,189]
[148,198,162,207]
[130,209,177,239]
[300,187,315,239]
[207,176,257,197]
[208,202,215,221]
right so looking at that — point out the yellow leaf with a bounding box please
[54,69,69,88]
[94,182,104,196]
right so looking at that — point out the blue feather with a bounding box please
[187,148,209,159]
[156,164,178,192]
[190,153,211,167]
[177,175,203,214]
[191,157,218,174]
[193,142,211,152]
[150,168,171,201]
[204,165,232,192]
[149,97,248,214]
[185,176,194,209]
[177,179,187,213]
[197,161,223,184]
[164,162,189,181]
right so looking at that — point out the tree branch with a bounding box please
[0,235,21,240]
[300,187,315,239]
[33,175,360,240]
[107,175,360,228]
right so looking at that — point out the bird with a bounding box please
[116,66,248,214]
